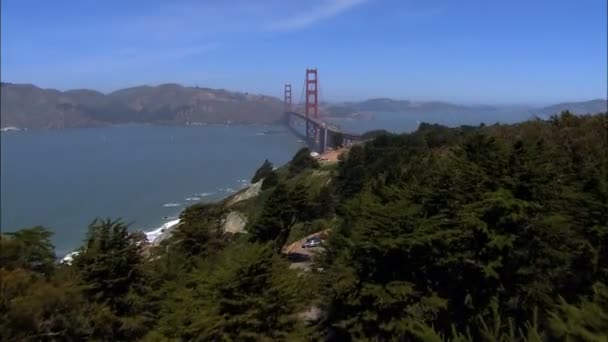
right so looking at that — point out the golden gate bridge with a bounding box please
[284,69,361,153]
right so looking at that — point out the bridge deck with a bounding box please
[285,111,360,139]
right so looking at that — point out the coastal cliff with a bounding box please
[3,112,607,340]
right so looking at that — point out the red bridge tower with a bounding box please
[305,69,319,142]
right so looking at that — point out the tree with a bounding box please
[0,226,55,276]
[315,185,336,217]
[72,218,152,340]
[0,268,94,341]
[262,169,279,190]
[153,244,305,340]
[335,144,366,198]
[172,203,226,262]
[251,159,274,184]
[288,147,319,177]
[549,282,608,341]
[74,219,143,305]
[289,183,315,222]
[249,183,296,250]
[321,191,450,340]
[321,113,608,339]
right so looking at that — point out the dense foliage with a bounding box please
[252,159,274,184]
[262,169,280,190]
[1,112,606,341]
[325,112,608,340]
[289,147,320,177]
[0,226,55,276]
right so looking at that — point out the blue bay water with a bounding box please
[1,125,302,256]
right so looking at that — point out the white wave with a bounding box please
[60,218,181,264]
[185,197,201,201]
[199,192,214,197]
[144,219,181,243]
[163,203,181,207]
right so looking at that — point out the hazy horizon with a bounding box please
[1,80,605,108]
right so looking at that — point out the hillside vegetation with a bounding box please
[1,111,607,341]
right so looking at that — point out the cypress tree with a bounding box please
[251,159,274,184]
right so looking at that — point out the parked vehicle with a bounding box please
[302,236,322,248]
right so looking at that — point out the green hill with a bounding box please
[2,111,607,341]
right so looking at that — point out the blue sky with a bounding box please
[1,0,606,104]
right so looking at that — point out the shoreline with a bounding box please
[57,180,252,264]
[3,123,300,265]
[143,218,182,244]
[143,181,250,244]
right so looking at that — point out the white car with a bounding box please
[302,237,322,248]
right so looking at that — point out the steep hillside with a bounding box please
[150,111,608,340]
[0,82,284,128]
[2,112,608,340]
[0,83,105,129]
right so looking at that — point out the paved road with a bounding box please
[283,230,330,323]
[282,230,330,270]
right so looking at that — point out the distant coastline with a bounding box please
[3,82,606,130]
[2,123,303,258]
[0,121,287,132]
[0,126,25,132]
[60,182,250,264]
[1,82,285,129]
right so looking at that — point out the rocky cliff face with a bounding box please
[1,82,284,129]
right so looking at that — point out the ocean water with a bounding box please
[1,124,302,256]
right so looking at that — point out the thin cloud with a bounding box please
[55,43,219,74]
[160,44,219,60]
[266,0,367,31]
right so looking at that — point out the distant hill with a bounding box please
[534,99,608,116]
[332,98,471,114]
[2,82,606,129]
[326,98,608,118]
[1,83,283,129]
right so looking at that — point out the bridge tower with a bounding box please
[305,69,319,143]
[284,84,292,112]
[282,68,361,153]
